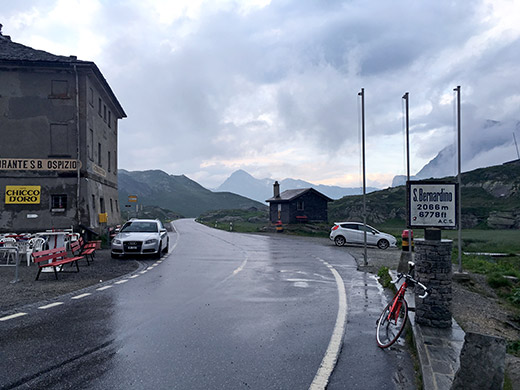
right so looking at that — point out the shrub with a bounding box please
[377,266,392,289]
[509,287,520,306]
[507,340,520,357]
[487,272,513,289]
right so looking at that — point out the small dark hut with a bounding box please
[266,181,332,224]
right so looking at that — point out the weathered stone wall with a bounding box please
[451,332,506,390]
[414,239,453,328]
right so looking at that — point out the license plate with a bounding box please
[128,246,137,250]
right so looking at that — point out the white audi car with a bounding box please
[111,218,169,258]
[329,222,396,250]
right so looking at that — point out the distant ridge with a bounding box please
[216,169,378,203]
[117,169,266,218]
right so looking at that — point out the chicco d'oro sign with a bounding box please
[5,186,41,204]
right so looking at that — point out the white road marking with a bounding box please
[147,266,154,270]
[232,257,248,276]
[38,302,64,310]
[0,312,27,321]
[129,274,139,279]
[96,285,113,291]
[71,293,91,300]
[309,257,348,390]
[140,270,148,274]
[115,279,128,284]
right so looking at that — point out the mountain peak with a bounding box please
[230,169,254,178]
[216,169,377,202]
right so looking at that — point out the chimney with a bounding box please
[273,181,280,198]
[0,25,12,41]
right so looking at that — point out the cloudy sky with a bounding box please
[2,0,520,189]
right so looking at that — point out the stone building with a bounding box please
[0,28,126,233]
[266,181,332,224]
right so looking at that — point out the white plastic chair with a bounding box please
[26,237,46,266]
[1,237,17,265]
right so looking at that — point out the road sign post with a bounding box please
[407,180,457,329]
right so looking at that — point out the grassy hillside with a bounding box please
[329,160,520,229]
[118,169,267,218]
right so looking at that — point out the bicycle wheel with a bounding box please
[376,298,408,348]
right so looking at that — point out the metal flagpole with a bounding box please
[513,132,520,159]
[403,92,412,252]
[358,88,367,266]
[454,86,462,273]
[397,92,413,274]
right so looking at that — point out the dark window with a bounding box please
[89,87,94,106]
[108,111,112,128]
[98,98,102,116]
[297,200,304,210]
[108,151,111,172]
[98,143,102,166]
[92,195,96,211]
[88,129,94,160]
[51,80,68,98]
[50,124,70,157]
[103,105,107,121]
[100,197,106,213]
[115,200,119,211]
[110,198,114,213]
[359,225,376,234]
[51,194,67,211]
[114,151,117,172]
[342,224,358,230]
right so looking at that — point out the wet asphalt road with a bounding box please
[0,219,415,389]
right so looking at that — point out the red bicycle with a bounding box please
[376,262,429,348]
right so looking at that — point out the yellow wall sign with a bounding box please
[5,186,41,204]
[128,195,138,202]
[98,213,108,223]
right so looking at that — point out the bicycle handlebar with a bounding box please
[391,272,429,298]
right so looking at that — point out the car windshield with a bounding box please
[120,222,159,233]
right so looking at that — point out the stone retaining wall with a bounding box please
[414,239,453,328]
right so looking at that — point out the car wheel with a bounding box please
[334,236,346,246]
[377,239,389,250]
[163,238,169,254]
[155,244,162,259]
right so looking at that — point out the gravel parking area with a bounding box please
[0,249,139,313]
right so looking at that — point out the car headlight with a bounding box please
[145,239,158,245]
[113,239,121,245]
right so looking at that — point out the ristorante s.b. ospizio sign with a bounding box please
[0,158,81,171]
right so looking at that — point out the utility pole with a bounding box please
[358,88,367,266]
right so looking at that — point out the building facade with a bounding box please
[266,182,332,224]
[0,29,126,233]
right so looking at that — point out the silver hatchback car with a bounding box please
[111,219,169,258]
[330,222,397,250]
